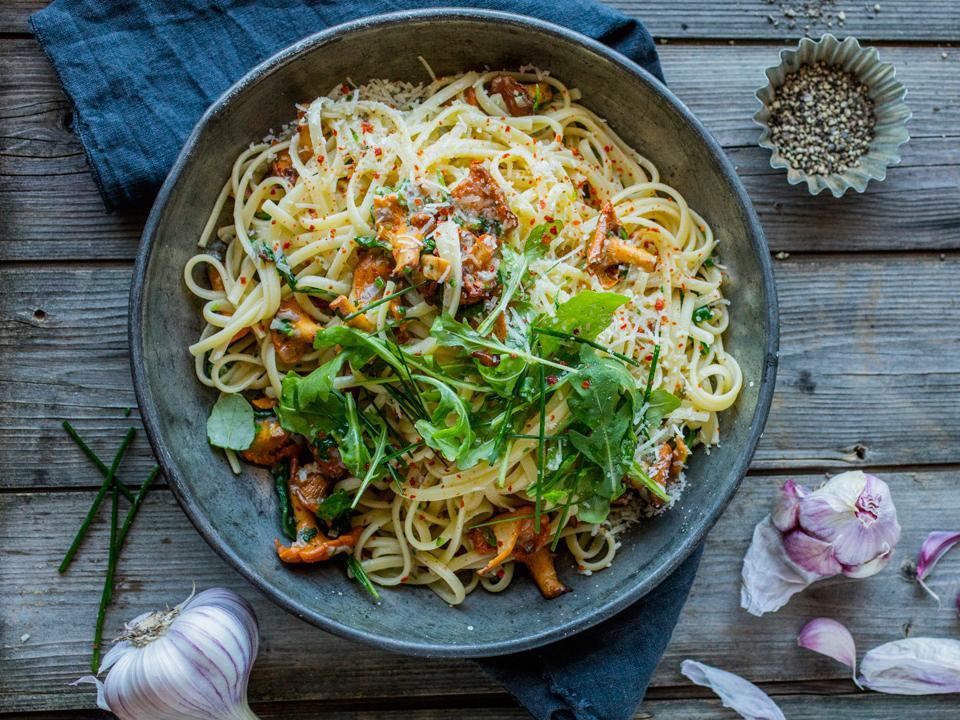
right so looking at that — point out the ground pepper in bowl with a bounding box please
[767,61,875,176]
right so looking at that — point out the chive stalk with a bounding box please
[59,428,136,574]
[535,365,547,533]
[341,280,426,321]
[62,421,136,502]
[531,327,641,368]
[643,344,661,405]
[92,483,120,672]
[115,466,160,553]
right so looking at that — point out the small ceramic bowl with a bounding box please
[754,34,911,197]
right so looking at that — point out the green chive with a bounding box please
[531,327,641,368]
[467,513,535,530]
[341,281,426,322]
[115,466,159,553]
[59,428,135,574]
[91,482,119,672]
[347,555,381,601]
[535,365,546,533]
[62,421,136,502]
[643,344,661,405]
[550,504,571,551]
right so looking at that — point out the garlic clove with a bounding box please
[915,530,960,605]
[783,528,843,576]
[797,618,860,687]
[770,479,804,532]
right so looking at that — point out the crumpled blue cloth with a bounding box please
[31,2,700,718]
[30,0,663,209]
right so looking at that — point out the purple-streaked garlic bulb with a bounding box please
[75,588,260,720]
[741,471,901,616]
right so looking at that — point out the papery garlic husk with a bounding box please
[741,472,901,616]
[859,638,960,695]
[74,588,260,720]
[680,660,785,720]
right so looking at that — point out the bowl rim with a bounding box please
[130,7,780,658]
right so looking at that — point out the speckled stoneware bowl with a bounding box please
[755,34,911,197]
[130,9,778,657]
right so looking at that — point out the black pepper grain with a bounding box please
[767,61,876,176]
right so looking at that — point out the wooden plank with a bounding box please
[2,255,959,490]
[3,468,957,711]
[12,692,960,720]
[4,0,960,41]
[1,40,958,261]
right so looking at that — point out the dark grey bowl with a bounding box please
[130,9,778,658]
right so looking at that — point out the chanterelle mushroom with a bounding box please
[586,202,657,288]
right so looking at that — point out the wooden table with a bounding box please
[2,2,959,717]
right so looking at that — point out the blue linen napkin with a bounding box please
[31,2,701,717]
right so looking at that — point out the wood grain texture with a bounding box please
[2,40,958,261]
[5,0,960,41]
[3,469,958,712]
[3,255,959,490]
[9,692,960,720]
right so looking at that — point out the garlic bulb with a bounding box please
[75,588,260,720]
[741,471,901,616]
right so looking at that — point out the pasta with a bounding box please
[184,67,742,604]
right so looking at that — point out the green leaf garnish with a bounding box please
[536,291,629,356]
[206,394,255,451]
[347,555,381,601]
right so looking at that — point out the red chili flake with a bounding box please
[619,322,628,330]
[507,485,513,492]
[271,220,277,225]
[282,242,291,249]
[644,354,653,361]
[240,276,247,284]
[340,83,350,93]
[459,499,465,508]
[497,541,504,547]
[374,147,383,157]
[496,569,505,579]
[401,575,409,583]
[603,145,612,152]
[538,200,546,210]
[269,188,277,196]
[578,564,586,571]
[581,380,591,389]
[316,155,325,165]
[419,514,427,522]
[655,298,665,311]
[331,227,337,236]
[361,121,374,134]
[555,134,563,143]
[544,214,554,222]
[409,493,417,499]
[546,374,559,386]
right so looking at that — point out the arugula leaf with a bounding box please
[565,353,638,494]
[625,460,671,503]
[352,418,389,508]
[316,488,353,524]
[275,371,346,438]
[206,394,255,450]
[413,374,475,464]
[314,325,396,373]
[254,210,272,221]
[270,463,297,540]
[430,314,566,371]
[644,388,681,427]
[537,291,629,356]
[476,222,558,335]
[338,393,370,477]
